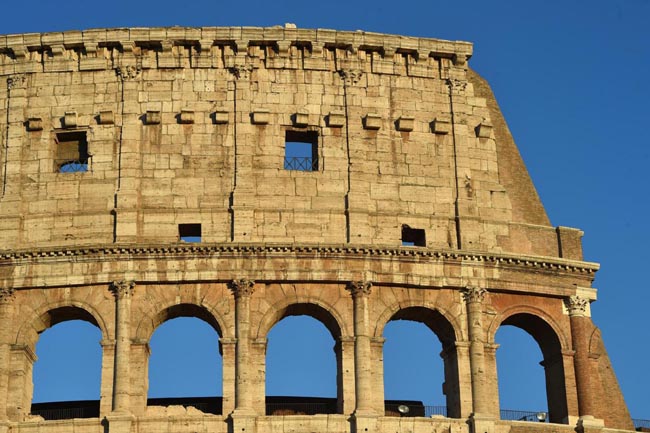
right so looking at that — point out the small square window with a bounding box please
[284,130,318,171]
[56,131,89,173]
[179,224,201,243]
[402,225,426,247]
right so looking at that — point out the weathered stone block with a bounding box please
[475,121,493,138]
[26,117,43,131]
[145,110,161,125]
[293,111,309,127]
[432,116,451,134]
[179,110,195,124]
[327,111,345,128]
[363,113,382,130]
[63,111,77,128]
[396,115,414,132]
[214,109,229,124]
[252,109,270,125]
[98,111,114,125]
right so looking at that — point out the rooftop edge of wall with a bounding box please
[0,26,473,62]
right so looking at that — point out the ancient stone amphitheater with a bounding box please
[0,25,635,433]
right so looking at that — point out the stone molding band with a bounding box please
[0,27,473,70]
[0,244,599,274]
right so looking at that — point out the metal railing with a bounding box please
[500,409,549,422]
[58,159,88,173]
[634,419,650,431]
[284,156,316,171]
[29,398,650,426]
[31,400,99,420]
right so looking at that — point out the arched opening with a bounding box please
[382,307,459,418]
[495,313,567,424]
[265,304,340,415]
[146,304,223,415]
[29,306,103,420]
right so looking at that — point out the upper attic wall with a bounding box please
[0,27,584,262]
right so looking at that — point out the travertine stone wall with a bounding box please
[0,26,581,258]
[0,26,634,433]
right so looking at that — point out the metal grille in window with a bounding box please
[284,130,318,171]
[284,156,317,171]
[56,131,89,173]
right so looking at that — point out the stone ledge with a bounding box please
[0,26,472,76]
[0,242,599,274]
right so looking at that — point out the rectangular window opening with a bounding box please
[179,223,202,243]
[402,225,426,247]
[56,131,89,173]
[284,130,318,171]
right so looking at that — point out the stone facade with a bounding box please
[0,25,635,433]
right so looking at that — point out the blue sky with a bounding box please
[9,0,650,421]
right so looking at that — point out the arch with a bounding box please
[147,316,223,404]
[379,303,463,418]
[255,297,346,341]
[9,301,107,421]
[588,328,603,356]
[486,306,569,356]
[16,301,109,348]
[490,308,569,424]
[32,320,103,404]
[258,298,348,415]
[374,301,463,345]
[135,301,228,342]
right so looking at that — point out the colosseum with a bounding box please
[0,25,636,433]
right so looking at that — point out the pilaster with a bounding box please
[110,280,135,414]
[229,279,257,418]
[566,295,603,425]
[220,337,237,416]
[462,287,493,420]
[347,281,376,419]
[0,288,15,421]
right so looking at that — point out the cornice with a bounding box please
[0,243,599,275]
[0,26,472,78]
[0,26,472,57]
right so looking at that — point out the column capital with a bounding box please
[463,286,487,304]
[347,281,372,298]
[565,295,589,317]
[338,68,364,85]
[115,65,141,81]
[110,280,135,300]
[7,75,26,90]
[229,279,255,298]
[0,288,15,304]
[446,78,468,94]
[228,64,253,80]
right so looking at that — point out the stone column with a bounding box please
[250,338,267,415]
[370,337,385,415]
[110,280,135,413]
[337,336,356,415]
[347,281,375,416]
[463,287,490,417]
[99,339,116,417]
[220,338,237,416]
[229,279,256,415]
[0,288,15,421]
[451,341,474,418]
[566,295,602,425]
[6,345,36,421]
[128,341,150,416]
[482,343,500,417]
